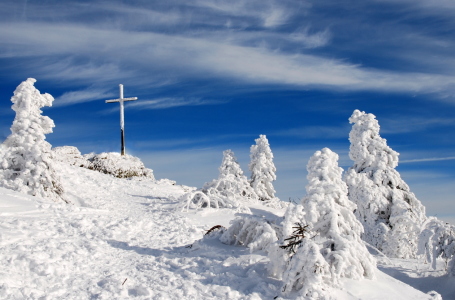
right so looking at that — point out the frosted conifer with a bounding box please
[418,218,455,275]
[344,109,426,258]
[0,78,66,202]
[279,148,375,298]
[183,150,256,210]
[203,149,257,200]
[249,135,276,201]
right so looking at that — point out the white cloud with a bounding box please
[0,10,455,105]
[190,0,298,28]
[102,97,226,114]
[262,6,289,28]
[289,28,331,48]
[55,88,114,107]
[37,61,134,83]
[381,116,455,134]
[0,0,455,101]
[400,156,455,163]
[128,98,227,110]
[377,0,455,12]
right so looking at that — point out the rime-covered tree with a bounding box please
[183,149,256,210]
[249,135,276,201]
[418,218,455,276]
[0,78,66,202]
[344,109,426,258]
[203,149,257,200]
[278,148,375,298]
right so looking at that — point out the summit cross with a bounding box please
[105,84,138,156]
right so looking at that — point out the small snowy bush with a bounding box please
[182,150,256,210]
[345,109,426,258]
[271,148,375,299]
[418,217,455,275]
[249,135,277,201]
[84,152,155,179]
[0,78,66,203]
[52,147,155,180]
[52,146,91,167]
[181,190,244,210]
[281,238,331,299]
[220,214,280,253]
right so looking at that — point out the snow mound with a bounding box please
[85,152,154,179]
[52,146,91,167]
[53,147,155,180]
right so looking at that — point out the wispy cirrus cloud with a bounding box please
[54,87,114,107]
[376,0,455,13]
[127,97,227,110]
[1,21,453,99]
[381,117,455,134]
[103,97,226,113]
[0,0,455,107]
[189,0,301,28]
[400,156,455,163]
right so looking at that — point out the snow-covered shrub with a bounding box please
[182,150,256,210]
[52,146,91,167]
[181,190,241,210]
[271,148,375,299]
[249,135,277,201]
[344,109,427,258]
[84,152,154,179]
[52,147,155,180]
[418,217,455,275]
[220,214,280,253]
[0,78,66,203]
[281,238,331,299]
[155,178,176,186]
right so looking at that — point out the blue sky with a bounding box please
[0,0,454,222]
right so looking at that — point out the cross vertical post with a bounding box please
[119,84,125,155]
[104,84,138,155]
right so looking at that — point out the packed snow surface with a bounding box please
[0,161,451,299]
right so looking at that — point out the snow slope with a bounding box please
[0,162,446,299]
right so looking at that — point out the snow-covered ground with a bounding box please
[0,162,451,299]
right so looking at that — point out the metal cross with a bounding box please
[105,84,138,155]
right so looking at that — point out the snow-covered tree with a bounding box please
[277,148,375,298]
[182,149,255,210]
[281,237,331,299]
[418,218,455,275]
[249,135,277,201]
[344,109,426,258]
[203,149,257,200]
[0,78,66,202]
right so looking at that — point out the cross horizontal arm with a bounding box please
[105,97,138,103]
